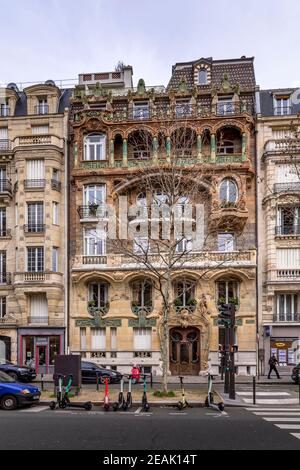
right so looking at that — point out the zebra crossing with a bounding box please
[236,389,298,405]
[246,407,300,441]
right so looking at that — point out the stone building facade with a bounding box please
[68,58,257,376]
[257,88,300,373]
[0,82,70,372]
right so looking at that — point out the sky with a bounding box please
[0,0,299,89]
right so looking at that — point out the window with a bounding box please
[217,279,239,305]
[30,294,48,324]
[274,96,290,115]
[277,248,300,269]
[27,247,44,272]
[176,238,193,253]
[0,251,7,283]
[89,282,109,308]
[52,169,59,181]
[110,328,117,350]
[218,233,236,252]
[198,69,207,85]
[131,279,153,308]
[26,160,45,188]
[0,128,9,150]
[0,100,9,117]
[133,237,149,254]
[52,247,58,272]
[37,98,48,115]
[53,202,59,225]
[277,206,300,235]
[276,164,300,183]
[84,229,106,255]
[217,96,234,115]
[276,294,299,322]
[91,328,106,350]
[32,125,49,135]
[27,202,44,232]
[84,134,106,161]
[133,328,152,350]
[133,101,150,119]
[218,140,235,155]
[0,208,6,236]
[80,328,86,351]
[84,184,106,205]
[219,179,238,204]
[175,99,191,117]
[174,279,196,308]
[0,297,6,318]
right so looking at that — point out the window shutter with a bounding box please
[134,328,152,350]
[30,294,48,319]
[91,328,106,350]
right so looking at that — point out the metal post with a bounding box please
[229,304,236,400]
[150,372,153,389]
[224,327,230,394]
[96,373,100,391]
[298,370,300,406]
[253,375,256,405]
[41,373,44,391]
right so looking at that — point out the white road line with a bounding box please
[237,392,290,396]
[263,417,300,422]
[245,408,300,411]
[134,407,142,414]
[253,412,300,416]
[169,412,187,416]
[243,399,299,404]
[290,433,300,440]
[19,406,49,413]
[275,425,300,430]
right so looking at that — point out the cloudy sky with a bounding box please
[1,0,299,89]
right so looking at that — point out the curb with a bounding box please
[39,400,207,408]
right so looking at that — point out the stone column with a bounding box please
[122,138,128,167]
[197,134,202,161]
[210,133,216,162]
[153,136,158,162]
[166,136,171,162]
[110,139,115,167]
[242,133,247,161]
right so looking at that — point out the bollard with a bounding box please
[41,373,44,391]
[253,376,256,405]
[96,373,100,391]
[150,372,153,389]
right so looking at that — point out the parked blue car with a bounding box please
[0,371,41,410]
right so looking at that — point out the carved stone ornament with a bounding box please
[128,308,157,328]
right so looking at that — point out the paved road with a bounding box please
[1,404,300,450]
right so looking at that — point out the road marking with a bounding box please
[290,433,300,440]
[253,412,300,416]
[169,412,187,416]
[237,392,290,396]
[263,417,300,422]
[275,425,300,430]
[19,406,49,413]
[134,407,142,414]
[243,398,299,404]
[245,408,300,411]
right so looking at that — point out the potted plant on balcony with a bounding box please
[131,300,140,314]
[88,202,99,217]
[228,296,239,306]
[217,296,227,306]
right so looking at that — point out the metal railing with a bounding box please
[0,179,12,194]
[23,224,46,234]
[0,229,11,237]
[275,225,300,236]
[274,182,300,193]
[35,104,49,115]
[0,273,11,284]
[273,312,300,322]
[78,205,108,219]
[0,140,12,152]
[51,179,61,191]
[274,106,291,116]
[24,179,46,190]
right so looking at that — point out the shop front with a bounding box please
[270,337,298,366]
[18,328,65,374]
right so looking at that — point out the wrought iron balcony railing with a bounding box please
[0,179,12,194]
[275,225,300,236]
[0,140,12,152]
[35,104,49,115]
[78,205,108,219]
[274,182,300,193]
[0,273,12,284]
[24,224,46,234]
[51,179,61,191]
[24,179,46,190]
[274,106,291,116]
[0,229,11,237]
[273,312,300,322]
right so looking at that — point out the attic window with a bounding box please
[198,69,207,85]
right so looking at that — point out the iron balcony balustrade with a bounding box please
[51,179,61,191]
[78,205,108,220]
[0,229,11,238]
[274,106,292,116]
[24,179,46,190]
[23,224,46,234]
[273,312,300,323]
[275,225,300,236]
[0,179,12,196]
[0,273,12,284]
[274,182,300,193]
[34,104,49,115]
[0,140,12,152]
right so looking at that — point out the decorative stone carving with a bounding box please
[128,308,157,328]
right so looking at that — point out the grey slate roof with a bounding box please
[260,88,300,116]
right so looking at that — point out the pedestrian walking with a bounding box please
[267,354,281,379]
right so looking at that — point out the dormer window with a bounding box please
[198,69,207,85]
[133,101,150,119]
[274,96,291,116]
[84,134,106,161]
[0,100,10,117]
[36,97,49,115]
[175,98,191,117]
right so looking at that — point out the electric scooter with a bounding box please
[103,377,111,411]
[113,375,126,411]
[50,375,92,411]
[123,374,133,410]
[50,374,64,410]
[141,375,150,412]
[176,376,191,410]
[205,373,224,412]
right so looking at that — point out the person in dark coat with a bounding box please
[267,354,281,379]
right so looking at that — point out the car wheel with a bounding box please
[8,372,19,382]
[1,395,18,410]
[100,376,110,384]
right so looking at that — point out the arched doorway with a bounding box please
[169,328,200,375]
[0,336,11,362]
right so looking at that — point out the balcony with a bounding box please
[87,302,110,316]
[273,313,300,323]
[0,140,12,153]
[51,179,61,191]
[27,316,65,327]
[131,304,154,315]
[274,182,300,193]
[14,135,63,148]
[35,104,49,115]
[0,229,12,238]
[24,179,46,190]
[265,139,300,154]
[0,179,12,197]
[277,269,300,279]
[82,256,107,265]
[78,205,108,220]
[0,106,10,117]
[275,225,300,236]
[14,271,63,284]
[274,106,291,116]
[23,224,46,234]
[0,273,12,285]
[215,154,244,164]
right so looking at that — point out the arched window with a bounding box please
[84,134,106,161]
[217,279,239,306]
[219,179,238,204]
[174,279,196,308]
[131,279,153,310]
[198,69,207,85]
[88,282,109,308]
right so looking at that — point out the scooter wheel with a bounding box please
[84,402,92,411]
[218,402,225,412]
[205,397,209,407]
[59,401,66,409]
[122,403,128,411]
[112,403,119,411]
[143,403,150,412]
[176,401,183,410]
[104,404,110,411]
[49,401,56,410]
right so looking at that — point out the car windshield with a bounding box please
[0,371,15,383]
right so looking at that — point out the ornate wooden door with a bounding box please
[169,328,200,376]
